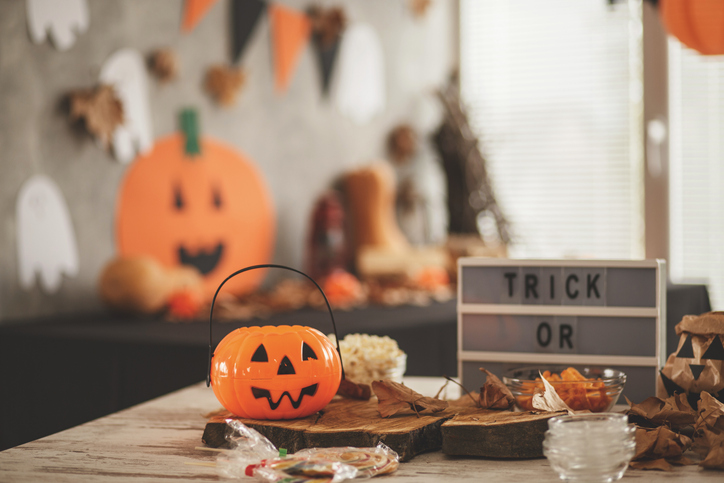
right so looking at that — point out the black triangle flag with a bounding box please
[313,36,340,96]
[676,334,695,359]
[702,335,724,361]
[231,0,267,64]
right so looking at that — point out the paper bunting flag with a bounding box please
[26,0,89,51]
[17,175,79,293]
[308,7,347,96]
[181,0,219,33]
[269,3,311,93]
[231,0,267,64]
[100,49,154,163]
[334,24,386,124]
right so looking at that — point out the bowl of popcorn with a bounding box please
[328,333,407,385]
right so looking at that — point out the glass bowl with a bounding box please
[502,366,626,412]
[543,413,636,483]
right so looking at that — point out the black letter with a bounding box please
[504,272,517,297]
[525,274,539,299]
[587,273,600,299]
[559,324,573,349]
[537,322,552,347]
[566,274,579,299]
[550,274,555,299]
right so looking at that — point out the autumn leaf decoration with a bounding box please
[371,380,448,418]
[337,378,372,401]
[69,85,124,147]
[479,368,516,410]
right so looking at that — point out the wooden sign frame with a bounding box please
[457,258,666,401]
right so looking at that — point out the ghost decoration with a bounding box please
[659,311,724,406]
[334,24,386,124]
[26,0,89,51]
[99,49,153,163]
[16,175,79,293]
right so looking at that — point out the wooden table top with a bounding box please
[0,378,719,482]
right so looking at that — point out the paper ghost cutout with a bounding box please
[26,0,89,51]
[100,49,154,163]
[334,24,386,124]
[17,175,79,293]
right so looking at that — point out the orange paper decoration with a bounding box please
[660,0,724,55]
[269,3,311,93]
[116,134,275,298]
[181,0,219,33]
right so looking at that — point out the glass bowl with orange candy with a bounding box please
[502,367,626,412]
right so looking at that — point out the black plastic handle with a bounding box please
[206,264,345,386]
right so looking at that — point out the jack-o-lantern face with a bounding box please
[210,325,342,419]
[661,331,724,404]
[116,134,275,297]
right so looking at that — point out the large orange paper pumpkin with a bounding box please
[661,0,724,55]
[116,134,275,297]
[210,325,342,419]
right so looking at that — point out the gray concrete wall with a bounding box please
[0,0,457,323]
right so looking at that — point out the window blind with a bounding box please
[459,0,644,259]
[669,39,724,310]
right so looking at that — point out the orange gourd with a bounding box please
[208,265,343,420]
[661,0,724,55]
[116,132,275,298]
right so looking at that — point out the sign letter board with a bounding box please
[457,258,666,403]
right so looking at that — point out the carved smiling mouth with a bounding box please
[178,243,224,275]
[251,384,319,410]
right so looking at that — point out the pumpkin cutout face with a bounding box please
[210,325,342,419]
[660,312,724,405]
[116,134,275,297]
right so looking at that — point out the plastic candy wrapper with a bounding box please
[216,420,399,481]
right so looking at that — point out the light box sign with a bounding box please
[457,258,666,403]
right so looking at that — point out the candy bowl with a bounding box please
[502,366,626,412]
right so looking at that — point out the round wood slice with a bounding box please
[441,409,565,459]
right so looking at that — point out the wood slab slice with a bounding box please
[441,409,565,459]
[202,397,456,461]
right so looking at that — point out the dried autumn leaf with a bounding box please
[532,372,573,414]
[696,391,724,432]
[626,393,696,430]
[337,378,371,400]
[408,0,432,18]
[700,435,724,470]
[371,380,448,418]
[629,458,673,471]
[479,368,515,410]
[632,426,691,461]
[308,6,346,48]
[204,64,246,107]
[69,84,124,147]
[448,391,481,408]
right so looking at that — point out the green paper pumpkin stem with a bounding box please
[179,108,201,157]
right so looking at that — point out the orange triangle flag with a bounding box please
[269,3,311,93]
[181,0,219,33]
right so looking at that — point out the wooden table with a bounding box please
[0,378,719,482]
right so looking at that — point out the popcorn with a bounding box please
[328,333,406,385]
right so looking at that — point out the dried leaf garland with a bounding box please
[337,378,372,400]
[308,6,346,49]
[626,393,697,430]
[149,48,178,83]
[632,426,692,462]
[204,64,246,107]
[371,379,448,417]
[694,391,724,470]
[479,368,515,410]
[69,84,124,147]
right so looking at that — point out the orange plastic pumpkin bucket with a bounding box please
[206,265,344,419]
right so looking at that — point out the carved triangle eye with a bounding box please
[676,334,695,358]
[302,342,317,361]
[251,344,268,362]
[702,335,724,361]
